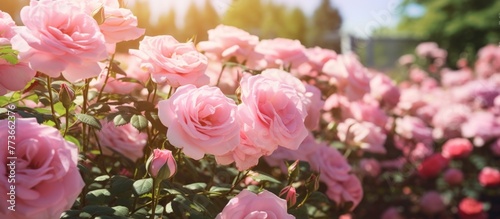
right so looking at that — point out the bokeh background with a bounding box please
[3,0,499,73]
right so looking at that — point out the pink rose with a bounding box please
[304,84,324,130]
[491,139,500,156]
[326,174,363,211]
[323,54,371,101]
[381,207,405,219]
[478,167,500,187]
[308,146,351,183]
[370,74,400,109]
[337,119,387,154]
[441,138,473,159]
[419,191,446,215]
[238,74,308,152]
[130,35,208,87]
[359,158,381,177]
[398,54,414,66]
[98,6,145,44]
[0,118,84,219]
[11,0,107,82]
[441,69,473,87]
[475,44,500,79]
[308,146,363,210]
[215,131,265,171]
[409,68,428,83]
[346,100,388,129]
[254,37,307,69]
[264,132,323,172]
[216,189,294,219]
[431,104,471,139]
[461,111,500,146]
[197,25,260,64]
[295,46,337,77]
[146,149,176,179]
[0,10,16,44]
[415,42,447,59]
[395,116,433,147]
[96,120,147,162]
[0,60,36,96]
[444,168,464,186]
[90,62,141,95]
[158,84,239,159]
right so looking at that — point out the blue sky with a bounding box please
[143,0,424,38]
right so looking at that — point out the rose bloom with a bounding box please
[458,198,487,219]
[346,100,388,129]
[238,74,308,152]
[254,37,308,69]
[0,118,84,219]
[491,138,500,156]
[323,54,371,101]
[308,146,363,210]
[337,119,387,154]
[158,84,240,160]
[98,3,145,51]
[90,62,142,95]
[417,154,449,178]
[0,11,36,95]
[441,138,473,159]
[398,54,414,66]
[215,131,266,171]
[264,132,324,172]
[130,35,208,87]
[295,46,338,77]
[0,10,16,44]
[304,84,324,130]
[11,0,107,82]
[216,189,294,219]
[359,158,381,177]
[478,167,500,187]
[381,207,405,219]
[369,73,400,109]
[444,168,464,186]
[197,25,260,63]
[419,191,446,215]
[395,116,433,147]
[432,104,471,139]
[96,120,147,162]
[461,111,500,146]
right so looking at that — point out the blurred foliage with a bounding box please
[222,0,342,51]
[1,0,342,52]
[397,0,500,65]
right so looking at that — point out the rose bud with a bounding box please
[146,149,177,180]
[417,153,449,179]
[59,83,75,109]
[441,138,473,159]
[279,186,297,207]
[443,168,464,186]
[478,167,500,187]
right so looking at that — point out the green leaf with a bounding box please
[85,189,112,205]
[75,113,102,130]
[252,172,281,184]
[109,176,134,196]
[82,205,114,216]
[64,135,81,151]
[113,114,129,126]
[94,175,110,182]
[111,206,129,217]
[133,178,153,196]
[183,182,207,191]
[130,114,148,131]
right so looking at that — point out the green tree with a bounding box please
[398,0,500,64]
[308,0,342,51]
[259,2,288,39]
[284,8,308,43]
[152,8,178,38]
[221,0,264,34]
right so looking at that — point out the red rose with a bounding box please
[417,154,449,178]
[458,198,487,219]
[478,167,500,187]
